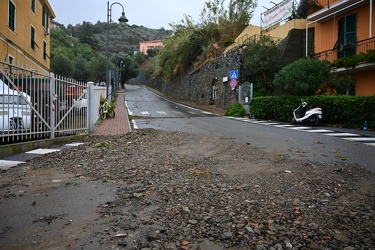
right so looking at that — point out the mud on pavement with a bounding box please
[0,129,375,249]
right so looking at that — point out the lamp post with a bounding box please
[119,60,124,89]
[106,1,128,98]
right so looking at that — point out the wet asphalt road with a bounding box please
[0,167,117,249]
[125,85,375,172]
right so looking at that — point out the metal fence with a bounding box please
[0,61,91,145]
[314,37,375,64]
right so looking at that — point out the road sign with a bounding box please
[230,79,238,90]
[230,70,238,80]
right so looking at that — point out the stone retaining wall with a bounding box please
[145,44,246,110]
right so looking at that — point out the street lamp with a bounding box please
[106,1,128,98]
[119,60,124,89]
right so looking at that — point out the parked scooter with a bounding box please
[291,99,322,126]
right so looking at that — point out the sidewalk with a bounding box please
[94,90,132,135]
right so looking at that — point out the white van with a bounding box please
[0,79,32,132]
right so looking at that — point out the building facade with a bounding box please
[308,0,375,95]
[139,40,163,55]
[0,0,55,75]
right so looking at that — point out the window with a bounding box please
[31,26,35,50]
[31,0,35,13]
[42,6,49,29]
[8,56,14,75]
[8,0,16,32]
[337,14,357,58]
[43,40,47,60]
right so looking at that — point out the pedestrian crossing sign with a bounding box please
[230,70,238,80]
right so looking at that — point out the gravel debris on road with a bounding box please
[1,129,374,249]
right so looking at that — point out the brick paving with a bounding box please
[94,90,131,135]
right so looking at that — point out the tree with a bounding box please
[51,21,172,83]
[273,57,333,95]
[333,76,356,95]
[152,26,207,82]
[134,52,146,64]
[242,35,283,96]
[200,0,257,46]
[120,55,139,87]
[73,55,90,82]
[147,48,158,57]
[149,0,257,81]
[74,43,95,61]
[50,54,74,77]
[87,54,107,83]
[294,0,324,19]
[78,22,99,50]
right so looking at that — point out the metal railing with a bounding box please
[314,37,375,64]
[1,61,89,144]
[314,0,344,9]
[236,34,282,46]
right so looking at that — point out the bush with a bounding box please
[249,95,375,129]
[225,102,245,117]
[273,58,332,96]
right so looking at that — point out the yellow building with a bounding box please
[0,0,55,75]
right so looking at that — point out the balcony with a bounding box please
[314,37,375,73]
[308,0,368,22]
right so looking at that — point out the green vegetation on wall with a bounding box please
[148,0,257,82]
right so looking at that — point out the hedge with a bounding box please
[225,102,245,117]
[249,95,375,129]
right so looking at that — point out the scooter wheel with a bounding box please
[311,115,320,126]
[290,116,297,124]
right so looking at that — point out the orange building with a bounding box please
[307,0,375,96]
[139,40,163,55]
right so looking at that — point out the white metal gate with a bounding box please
[0,61,88,145]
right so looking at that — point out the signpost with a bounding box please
[230,79,238,90]
[229,70,238,90]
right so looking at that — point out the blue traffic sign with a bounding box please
[230,70,238,80]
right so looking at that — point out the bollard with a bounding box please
[363,120,368,131]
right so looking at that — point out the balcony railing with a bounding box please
[314,37,375,64]
[314,0,341,9]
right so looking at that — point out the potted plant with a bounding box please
[307,0,323,15]
[100,94,106,105]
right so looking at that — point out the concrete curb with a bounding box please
[0,134,87,158]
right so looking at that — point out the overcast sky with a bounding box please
[48,0,274,29]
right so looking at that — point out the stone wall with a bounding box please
[145,44,246,110]
[138,26,309,109]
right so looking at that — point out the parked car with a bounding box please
[73,90,87,112]
[96,82,106,86]
[0,80,32,133]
